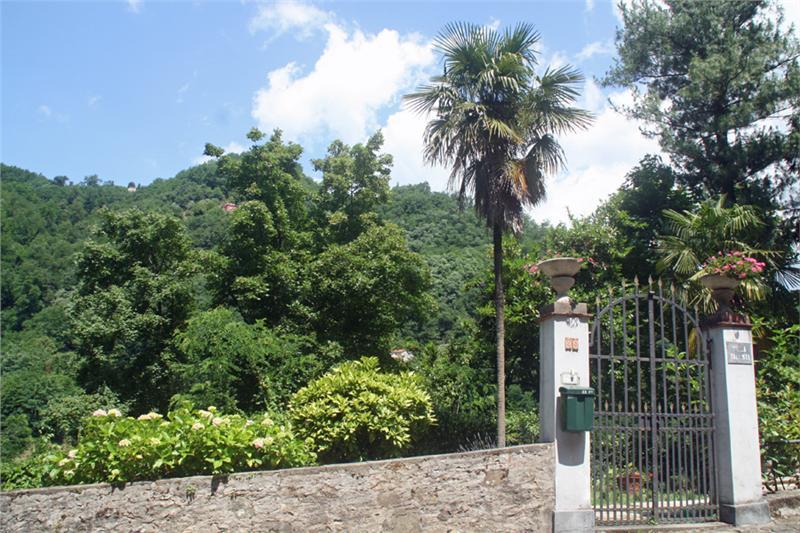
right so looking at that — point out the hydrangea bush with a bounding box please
[46,405,316,485]
[699,251,765,280]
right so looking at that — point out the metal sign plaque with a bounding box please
[726,341,753,365]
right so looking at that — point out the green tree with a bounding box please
[596,155,692,278]
[171,307,341,412]
[605,0,799,204]
[70,209,198,412]
[310,223,433,359]
[313,132,392,244]
[406,22,591,445]
[604,0,800,290]
[208,201,307,325]
[205,129,312,249]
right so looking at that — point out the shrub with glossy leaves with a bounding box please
[46,405,315,485]
[289,357,435,463]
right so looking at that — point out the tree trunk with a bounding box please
[493,222,506,447]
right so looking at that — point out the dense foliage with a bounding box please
[46,406,315,485]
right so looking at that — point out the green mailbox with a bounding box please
[559,386,595,432]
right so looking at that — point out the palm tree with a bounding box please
[406,22,591,446]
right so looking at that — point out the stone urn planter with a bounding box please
[616,471,643,494]
[538,257,582,303]
[699,274,739,315]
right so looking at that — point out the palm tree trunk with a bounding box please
[493,222,506,447]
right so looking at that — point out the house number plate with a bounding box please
[565,337,579,352]
[726,341,752,365]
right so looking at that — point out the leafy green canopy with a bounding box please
[70,209,199,412]
[314,132,392,244]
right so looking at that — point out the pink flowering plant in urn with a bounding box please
[699,251,766,280]
[697,251,766,314]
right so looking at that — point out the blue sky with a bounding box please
[2,0,798,222]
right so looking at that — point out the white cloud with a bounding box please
[252,24,435,146]
[486,17,501,32]
[88,95,102,108]
[177,82,190,104]
[249,1,331,39]
[575,40,614,62]
[582,78,605,113]
[36,104,68,122]
[193,141,245,165]
[530,89,660,224]
[382,105,450,190]
[585,0,595,12]
[544,50,570,72]
[127,0,142,14]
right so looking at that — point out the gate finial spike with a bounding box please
[633,275,639,288]
[670,281,676,296]
[647,275,654,287]
[658,277,663,289]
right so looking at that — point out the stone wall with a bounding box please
[1,443,554,532]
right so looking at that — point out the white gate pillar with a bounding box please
[704,310,770,525]
[539,298,594,532]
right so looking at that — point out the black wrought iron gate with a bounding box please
[590,280,718,526]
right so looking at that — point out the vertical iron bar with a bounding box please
[648,291,659,522]
[621,291,630,520]
[670,291,684,516]
[684,315,695,518]
[658,284,671,520]
[610,289,616,411]
[634,281,643,520]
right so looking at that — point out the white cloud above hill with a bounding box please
[251,24,434,147]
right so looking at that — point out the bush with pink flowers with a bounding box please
[699,251,766,280]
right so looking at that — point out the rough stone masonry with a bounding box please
[0,443,555,532]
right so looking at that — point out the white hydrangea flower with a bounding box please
[92,409,108,417]
[107,409,122,417]
[118,439,132,447]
